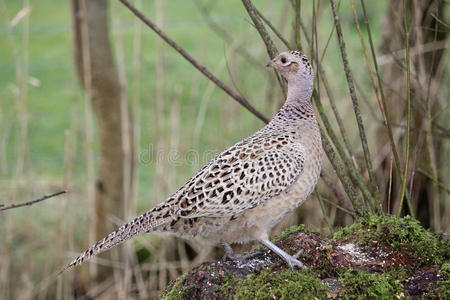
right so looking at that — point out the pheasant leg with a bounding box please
[260,239,307,270]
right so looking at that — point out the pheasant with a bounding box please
[62,51,322,272]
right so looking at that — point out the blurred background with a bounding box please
[0,0,448,298]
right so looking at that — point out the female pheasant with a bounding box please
[63,51,322,272]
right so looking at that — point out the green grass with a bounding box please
[0,0,390,189]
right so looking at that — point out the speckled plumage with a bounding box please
[63,51,322,272]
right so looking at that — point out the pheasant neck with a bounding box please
[285,78,313,104]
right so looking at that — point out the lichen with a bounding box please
[339,269,404,299]
[233,269,329,300]
[333,214,444,266]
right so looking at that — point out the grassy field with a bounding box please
[0,0,387,181]
[4,0,447,298]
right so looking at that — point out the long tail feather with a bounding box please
[59,207,171,275]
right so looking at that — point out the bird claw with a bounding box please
[260,239,308,271]
[293,249,304,259]
[285,255,308,270]
[285,249,306,271]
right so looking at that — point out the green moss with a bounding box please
[441,262,450,277]
[333,215,444,266]
[160,274,192,300]
[234,269,329,300]
[163,217,447,299]
[202,271,239,299]
[383,266,410,282]
[161,269,241,299]
[339,269,404,299]
[314,246,344,278]
[434,262,450,298]
[332,222,364,240]
[213,273,240,298]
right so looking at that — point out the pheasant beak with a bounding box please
[265,59,275,67]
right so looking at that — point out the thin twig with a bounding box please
[312,0,319,95]
[376,39,449,66]
[316,189,334,234]
[0,191,66,212]
[315,92,375,213]
[194,0,260,66]
[254,7,292,49]
[417,168,450,195]
[299,18,357,166]
[359,0,419,218]
[241,0,286,98]
[241,0,278,58]
[294,4,371,213]
[397,0,412,216]
[320,126,364,215]
[329,0,380,205]
[414,3,441,231]
[360,0,404,174]
[294,0,302,51]
[119,0,269,123]
[306,31,375,212]
[320,173,353,212]
[350,0,386,214]
[320,195,355,217]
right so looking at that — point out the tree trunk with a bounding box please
[70,0,134,282]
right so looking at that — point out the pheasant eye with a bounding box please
[280,57,287,64]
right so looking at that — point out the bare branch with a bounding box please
[0,191,67,212]
[194,0,260,66]
[241,0,286,98]
[118,0,269,124]
[253,7,293,50]
[329,0,380,209]
[241,0,278,58]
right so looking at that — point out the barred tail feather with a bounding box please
[59,207,171,275]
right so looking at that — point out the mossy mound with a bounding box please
[161,215,449,299]
[339,269,404,299]
[234,269,329,300]
[333,214,447,266]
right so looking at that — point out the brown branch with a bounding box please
[118,0,270,124]
[253,7,293,50]
[321,172,353,213]
[241,0,278,59]
[0,191,66,212]
[194,0,260,66]
[241,0,287,98]
[242,0,287,98]
[329,0,380,211]
[320,194,355,217]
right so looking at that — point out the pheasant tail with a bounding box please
[59,204,173,274]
